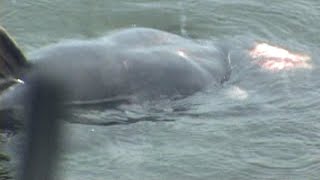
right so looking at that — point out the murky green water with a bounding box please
[1,0,320,179]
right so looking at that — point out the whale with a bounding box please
[0,27,231,105]
[0,27,231,109]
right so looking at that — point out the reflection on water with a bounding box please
[1,0,320,179]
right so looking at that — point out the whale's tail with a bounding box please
[0,26,29,92]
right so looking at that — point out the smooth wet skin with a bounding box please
[20,28,230,103]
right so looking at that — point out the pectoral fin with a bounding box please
[0,26,29,91]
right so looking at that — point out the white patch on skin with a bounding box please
[15,79,25,84]
[122,60,129,70]
[176,49,189,59]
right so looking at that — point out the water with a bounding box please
[1,0,320,179]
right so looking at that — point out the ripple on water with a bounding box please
[231,118,320,179]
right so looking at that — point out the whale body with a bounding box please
[0,27,230,106]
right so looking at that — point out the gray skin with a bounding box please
[0,28,230,106]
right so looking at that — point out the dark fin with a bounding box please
[0,26,29,79]
[0,26,29,92]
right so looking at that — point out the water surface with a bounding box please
[1,0,320,179]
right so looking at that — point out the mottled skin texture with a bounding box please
[0,27,230,106]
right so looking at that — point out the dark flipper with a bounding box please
[0,26,29,91]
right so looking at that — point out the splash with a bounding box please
[249,43,312,71]
[225,86,248,100]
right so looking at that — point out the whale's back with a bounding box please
[26,28,229,102]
